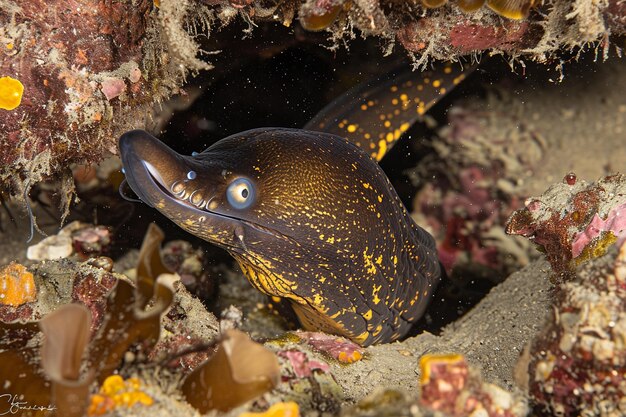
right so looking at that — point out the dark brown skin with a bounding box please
[119,63,470,346]
[306,61,470,161]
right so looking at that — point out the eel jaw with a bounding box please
[118,130,237,246]
[118,129,186,209]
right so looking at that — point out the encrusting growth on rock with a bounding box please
[0,262,36,307]
[0,76,24,110]
[88,375,154,416]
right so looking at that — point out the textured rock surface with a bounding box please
[0,0,209,209]
[1,0,624,207]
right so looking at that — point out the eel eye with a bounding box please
[226,177,255,209]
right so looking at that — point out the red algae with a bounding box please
[525,240,626,416]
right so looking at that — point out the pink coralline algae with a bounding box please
[100,78,127,101]
[296,331,364,363]
[415,164,509,275]
[72,270,118,332]
[506,173,626,277]
[571,202,626,258]
[26,221,112,261]
[72,225,112,259]
[279,350,330,378]
[506,173,626,415]
[429,166,504,272]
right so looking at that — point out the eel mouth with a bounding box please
[141,160,187,206]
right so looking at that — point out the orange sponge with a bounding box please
[0,262,36,307]
[0,76,24,110]
[238,402,300,417]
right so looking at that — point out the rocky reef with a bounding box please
[1,173,625,416]
[507,173,626,416]
[0,1,625,416]
[1,0,624,212]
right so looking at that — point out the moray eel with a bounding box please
[305,62,469,161]
[119,63,469,346]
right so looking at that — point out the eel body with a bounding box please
[119,63,469,346]
[305,61,469,161]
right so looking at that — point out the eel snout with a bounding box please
[118,130,190,208]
